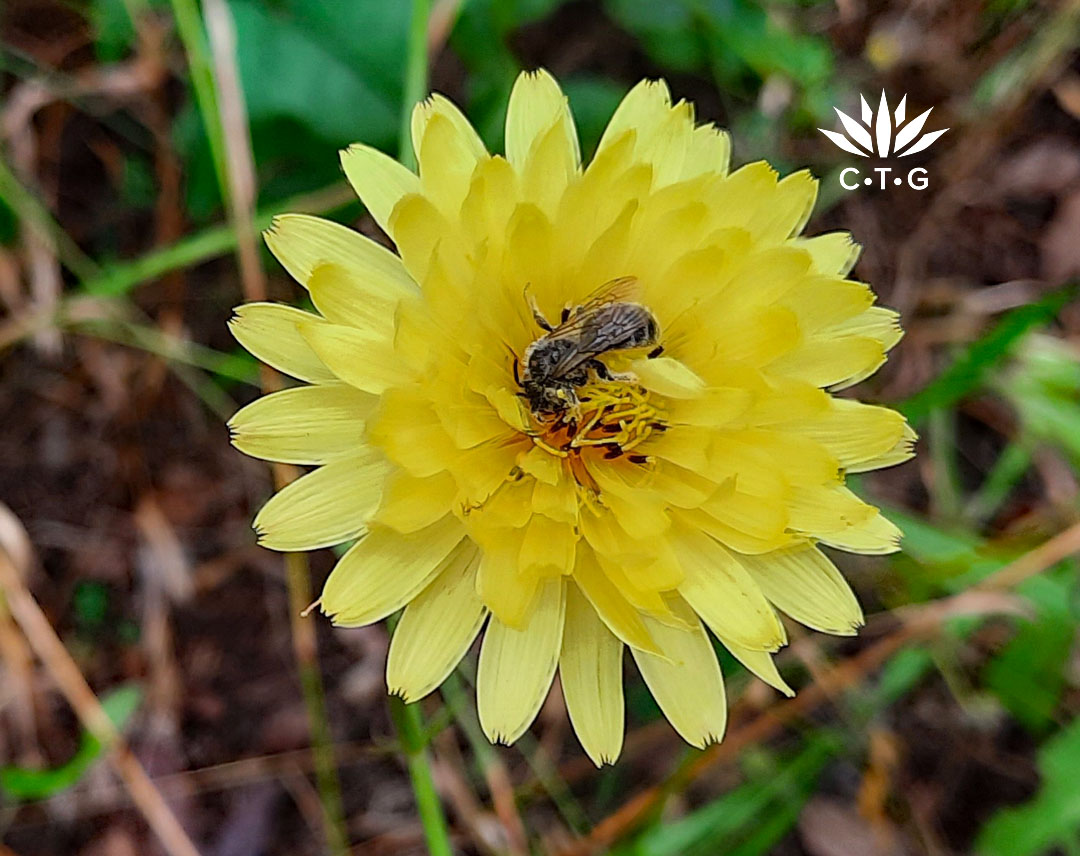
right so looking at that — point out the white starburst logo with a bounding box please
[819,91,949,158]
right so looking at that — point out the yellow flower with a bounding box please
[229,71,915,765]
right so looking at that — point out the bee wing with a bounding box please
[576,275,642,312]
[540,276,642,340]
[547,303,656,377]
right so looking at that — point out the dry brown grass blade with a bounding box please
[557,520,1080,856]
[0,506,202,856]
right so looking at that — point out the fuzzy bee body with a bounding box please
[518,277,660,418]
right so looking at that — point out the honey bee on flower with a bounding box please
[228,70,915,764]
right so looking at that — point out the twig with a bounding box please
[0,535,202,856]
[201,1,349,852]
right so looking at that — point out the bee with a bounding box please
[514,276,662,418]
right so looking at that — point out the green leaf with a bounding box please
[976,716,1080,856]
[89,0,137,62]
[604,0,834,113]
[0,685,143,801]
[899,282,1079,428]
[885,507,1011,594]
[176,0,408,217]
[603,0,706,73]
[704,0,833,86]
[231,0,404,146]
[983,571,1077,733]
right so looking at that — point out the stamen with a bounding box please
[527,380,666,468]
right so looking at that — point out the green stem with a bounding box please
[166,0,231,207]
[386,642,454,856]
[399,0,432,169]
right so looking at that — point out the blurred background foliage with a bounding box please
[2,0,1080,854]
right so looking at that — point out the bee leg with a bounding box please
[561,306,572,323]
[648,345,664,359]
[526,292,555,331]
[512,355,522,385]
[586,358,613,380]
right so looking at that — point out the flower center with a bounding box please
[529,380,666,465]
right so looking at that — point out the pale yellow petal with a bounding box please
[520,115,578,214]
[477,577,565,744]
[386,541,485,701]
[411,93,487,168]
[386,192,454,286]
[681,506,794,556]
[368,387,462,477]
[560,584,624,765]
[739,544,864,635]
[229,303,336,383]
[787,484,877,536]
[719,638,794,696]
[263,214,417,297]
[784,399,907,470]
[778,278,873,335]
[744,169,818,242]
[298,321,410,394]
[825,309,905,391]
[632,99,696,186]
[850,422,917,473]
[789,231,861,277]
[519,514,577,576]
[322,516,466,626]
[681,123,731,180]
[697,483,790,549]
[817,510,903,555]
[415,111,487,217]
[572,549,659,655]
[827,305,904,351]
[505,69,579,171]
[769,335,885,389]
[631,608,727,749]
[672,525,786,651]
[229,383,375,465]
[373,469,458,533]
[254,450,389,551]
[596,78,672,157]
[308,263,397,336]
[630,356,706,399]
[340,143,420,234]
[474,525,538,628]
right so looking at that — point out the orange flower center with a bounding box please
[529,381,665,467]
